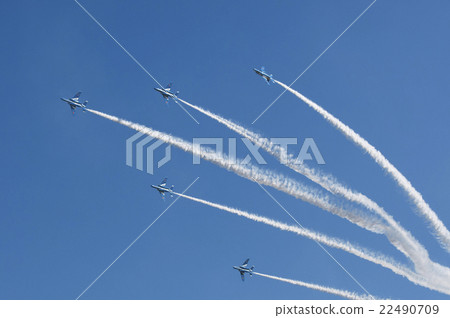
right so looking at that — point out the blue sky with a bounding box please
[1,0,449,300]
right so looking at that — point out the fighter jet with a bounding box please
[151,178,174,199]
[253,66,273,85]
[154,83,179,103]
[233,258,255,281]
[61,92,88,113]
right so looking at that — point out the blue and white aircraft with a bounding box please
[151,178,174,199]
[253,66,273,84]
[233,258,255,281]
[61,92,88,113]
[154,83,179,103]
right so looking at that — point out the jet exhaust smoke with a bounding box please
[173,192,450,295]
[85,108,450,295]
[176,98,431,271]
[86,108,386,235]
[253,272,374,300]
[275,80,450,253]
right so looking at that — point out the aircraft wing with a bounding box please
[242,258,249,267]
[73,92,82,101]
[240,271,245,281]
[160,178,167,187]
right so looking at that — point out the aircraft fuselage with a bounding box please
[61,98,85,109]
[154,88,177,99]
[151,184,172,193]
[253,68,272,82]
[233,266,252,273]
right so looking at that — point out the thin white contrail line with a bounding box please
[76,177,199,300]
[253,272,374,300]
[72,0,199,124]
[254,181,373,299]
[73,0,163,89]
[252,0,377,124]
[174,98,200,124]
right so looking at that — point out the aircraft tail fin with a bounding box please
[83,100,88,106]
[175,91,179,97]
[170,185,174,197]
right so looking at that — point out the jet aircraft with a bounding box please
[154,83,179,103]
[253,66,273,84]
[233,258,255,281]
[61,92,88,113]
[151,178,174,199]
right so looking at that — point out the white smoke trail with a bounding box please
[174,192,450,295]
[86,108,385,234]
[253,272,373,300]
[176,98,430,272]
[275,80,450,253]
[85,108,450,294]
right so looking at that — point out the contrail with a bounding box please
[174,192,450,295]
[86,108,387,236]
[253,272,373,300]
[275,80,450,253]
[85,108,450,294]
[176,98,430,271]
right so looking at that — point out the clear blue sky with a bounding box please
[1,0,449,300]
